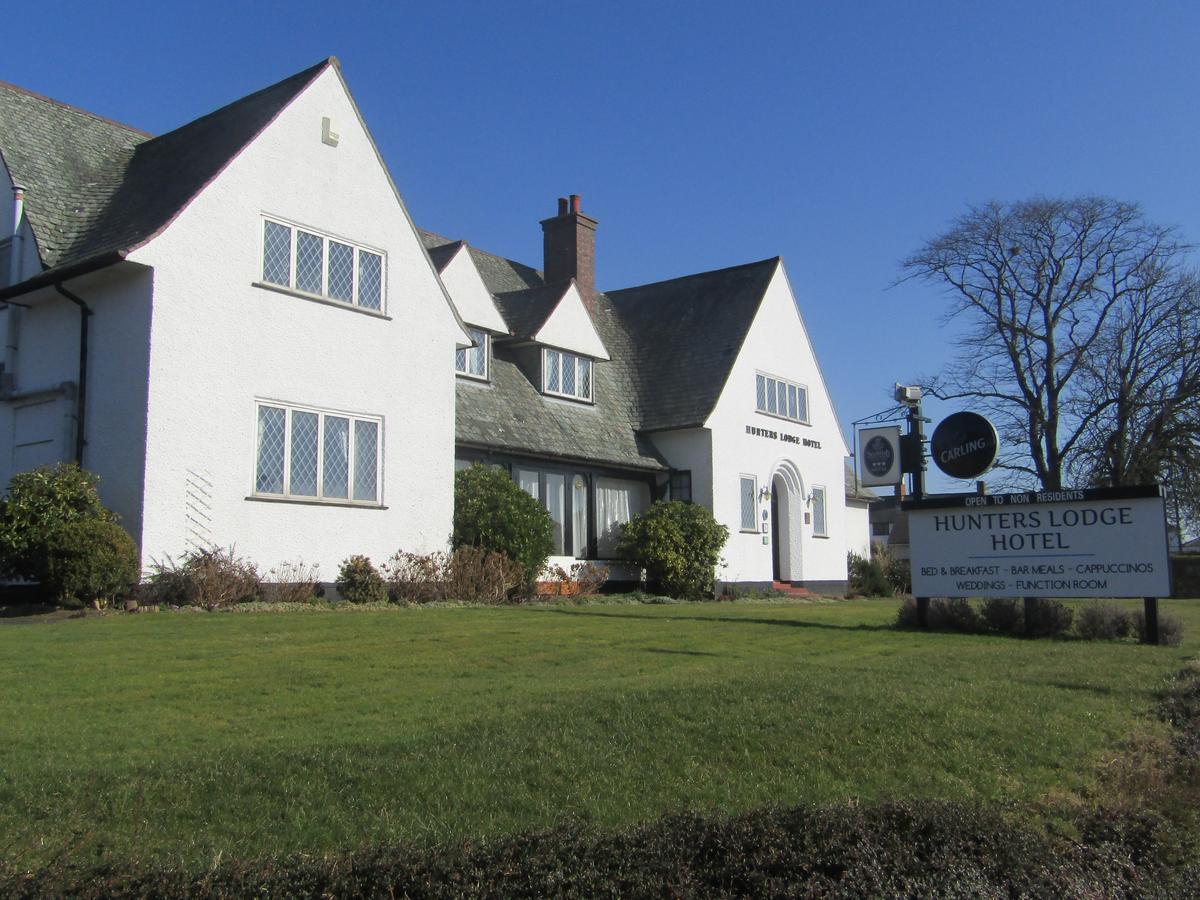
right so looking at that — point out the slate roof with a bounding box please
[425,240,463,273]
[0,59,330,284]
[426,224,785,470]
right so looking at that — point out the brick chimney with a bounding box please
[540,194,598,301]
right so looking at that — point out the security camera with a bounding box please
[894,384,923,403]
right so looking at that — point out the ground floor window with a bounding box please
[255,401,381,504]
[595,477,650,557]
[517,467,588,557]
[669,469,692,503]
[811,484,827,536]
[739,475,757,531]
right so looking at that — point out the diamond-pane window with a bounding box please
[579,358,592,399]
[740,476,757,531]
[263,221,292,286]
[353,420,379,502]
[455,346,467,372]
[812,486,827,536]
[562,354,576,395]
[289,411,319,496]
[456,328,487,378]
[255,406,286,493]
[756,372,808,424]
[323,416,350,499]
[295,231,323,294]
[546,350,561,392]
[328,242,354,302]
[358,251,382,310]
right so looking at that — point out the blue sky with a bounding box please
[7,1,1199,491]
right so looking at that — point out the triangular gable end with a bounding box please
[436,242,510,335]
[705,260,851,457]
[532,282,610,360]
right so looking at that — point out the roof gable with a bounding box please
[533,283,610,360]
[0,59,330,281]
[427,241,509,334]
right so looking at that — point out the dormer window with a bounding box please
[543,348,592,402]
[456,328,489,380]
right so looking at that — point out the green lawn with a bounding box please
[0,598,1195,868]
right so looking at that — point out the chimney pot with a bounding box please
[557,197,568,216]
[569,194,580,214]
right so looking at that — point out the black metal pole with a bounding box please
[1143,597,1159,645]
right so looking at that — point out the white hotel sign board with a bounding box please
[905,486,1171,599]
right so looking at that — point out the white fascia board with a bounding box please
[533,282,610,360]
[439,244,510,335]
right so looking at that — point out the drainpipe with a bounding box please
[54,284,92,465]
[4,185,26,393]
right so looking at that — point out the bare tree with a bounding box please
[901,197,1200,495]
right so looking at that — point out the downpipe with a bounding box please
[53,284,91,465]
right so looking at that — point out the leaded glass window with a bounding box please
[812,485,828,536]
[262,221,292,286]
[260,218,385,312]
[542,348,593,401]
[255,405,286,493]
[739,476,757,531]
[755,372,809,425]
[253,402,381,504]
[455,328,488,379]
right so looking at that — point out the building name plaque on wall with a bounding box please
[745,424,821,449]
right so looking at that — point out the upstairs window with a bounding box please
[755,372,809,424]
[543,348,593,402]
[261,218,385,312]
[456,328,489,380]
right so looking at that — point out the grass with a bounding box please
[0,597,1195,869]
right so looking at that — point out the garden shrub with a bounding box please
[895,596,920,627]
[385,550,445,604]
[981,597,1023,634]
[1,800,1192,898]
[335,555,387,604]
[43,519,139,609]
[1024,597,1074,637]
[1133,609,1185,647]
[928,597,982,632]
[616,500,729,600]
[385,548,526,605]
[266,560,322,604]
[847,551,893,597]
[871,540,911,594]
[570,561,609,595]
[0,463,117,586]
[1075,602,1133,641]
[143,548,263,609]
[453,464,553,594]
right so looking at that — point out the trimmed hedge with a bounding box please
[1,801,1193,898]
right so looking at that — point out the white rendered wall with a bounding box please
[845,502,871,559]
[705,263,851,588]
[127,66,461,577]
[648,428,713,508]
[439,246,508,334]
[534,284,610,359]
[0,266,153,545]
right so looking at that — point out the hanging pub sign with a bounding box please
[858,425,902,487]
[930,411,998,480]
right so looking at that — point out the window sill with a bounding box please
[542,391,595,406]
[252,282,392,320]
[245,495,387,510]
[812,534,830,539]
[739,529,760,535]
[456,372,490,384]
[755,410,811,427]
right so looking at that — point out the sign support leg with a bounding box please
[916,596,929,628]
[1023,597,1038,635]
[1143,597,1159,645]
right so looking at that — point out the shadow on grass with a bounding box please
[527,607,895,633]
[642,647,726,657]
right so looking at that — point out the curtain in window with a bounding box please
[572,476,588,557]
[596,477,650,557]
[518,469,539,500]
[545,473,565,554]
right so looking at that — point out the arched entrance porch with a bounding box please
[768,459,805,584]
